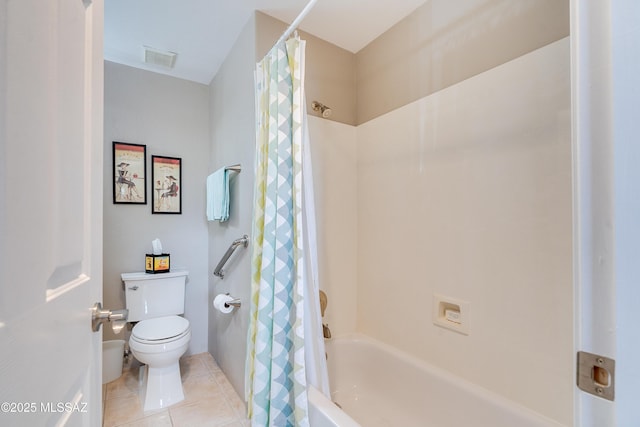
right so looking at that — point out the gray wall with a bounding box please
[207,11,358,398]
[103,61,210,355]
[207,14,257,398]
[255,12,357,126]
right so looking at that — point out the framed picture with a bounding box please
[152,155,182,214]
[113,142,147,204]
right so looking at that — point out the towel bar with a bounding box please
[213,235,249,278]
[225,164,241,173]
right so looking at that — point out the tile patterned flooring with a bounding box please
[102,353,250,427]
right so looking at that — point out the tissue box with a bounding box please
[145,254,170,274]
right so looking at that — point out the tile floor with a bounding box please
[102,352,250,427]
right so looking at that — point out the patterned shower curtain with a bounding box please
[245,36,311,427]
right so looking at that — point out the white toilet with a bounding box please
[122,269,191,412]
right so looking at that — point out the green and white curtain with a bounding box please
[246,35,323,427]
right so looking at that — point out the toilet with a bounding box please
[122,269,191,412]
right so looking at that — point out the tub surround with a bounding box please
[356,38,572,424]
[310,38,572,425]
[307,117,359,337]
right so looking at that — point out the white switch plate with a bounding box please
[433,294,470,335]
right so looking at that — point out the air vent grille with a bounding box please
[143,46,177,69]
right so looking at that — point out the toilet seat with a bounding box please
[131,315,190,344]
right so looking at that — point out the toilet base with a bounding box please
[139,362,185,412]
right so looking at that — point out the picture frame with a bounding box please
[113,142,147,204]
[152,155,182,214]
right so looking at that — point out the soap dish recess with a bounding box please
[433,294,470,335]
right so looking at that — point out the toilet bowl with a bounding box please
[129,315,191,411]
[122,269,190,412]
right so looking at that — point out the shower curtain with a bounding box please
[246,35,329,427]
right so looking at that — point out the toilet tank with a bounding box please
[122,269,188,322]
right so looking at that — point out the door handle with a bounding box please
[91,302,128,333]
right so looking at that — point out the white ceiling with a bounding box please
[104,0,428,84]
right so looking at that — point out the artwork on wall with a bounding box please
[113,141,147,204]
[152,155,182,214]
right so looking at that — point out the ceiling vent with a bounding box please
[143,46,178,69]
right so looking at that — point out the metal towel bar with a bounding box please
[213,235,249,278]
[225,164,241,173]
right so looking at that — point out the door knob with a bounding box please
[91,302,128,333]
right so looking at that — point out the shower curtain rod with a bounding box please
[273,0,319,47]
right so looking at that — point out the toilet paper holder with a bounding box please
[213,293,241,314]
[224,294,241,308]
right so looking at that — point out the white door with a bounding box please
[0,0,104,426]
[572,0,640,426]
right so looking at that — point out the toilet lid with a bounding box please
[132,316,190,341]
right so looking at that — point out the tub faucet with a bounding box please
[323,323,332,339]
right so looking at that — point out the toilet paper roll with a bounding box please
[213,294,234,314]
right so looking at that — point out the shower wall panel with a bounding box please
[308,117,359,337]
[356,38,572,425]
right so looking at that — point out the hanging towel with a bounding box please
[207,167,229,222]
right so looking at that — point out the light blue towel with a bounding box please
[207,168,229,222]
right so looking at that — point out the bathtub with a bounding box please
[308,335,565,427]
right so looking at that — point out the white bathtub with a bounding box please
[308,335,565,427]
[309,386,360,427]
